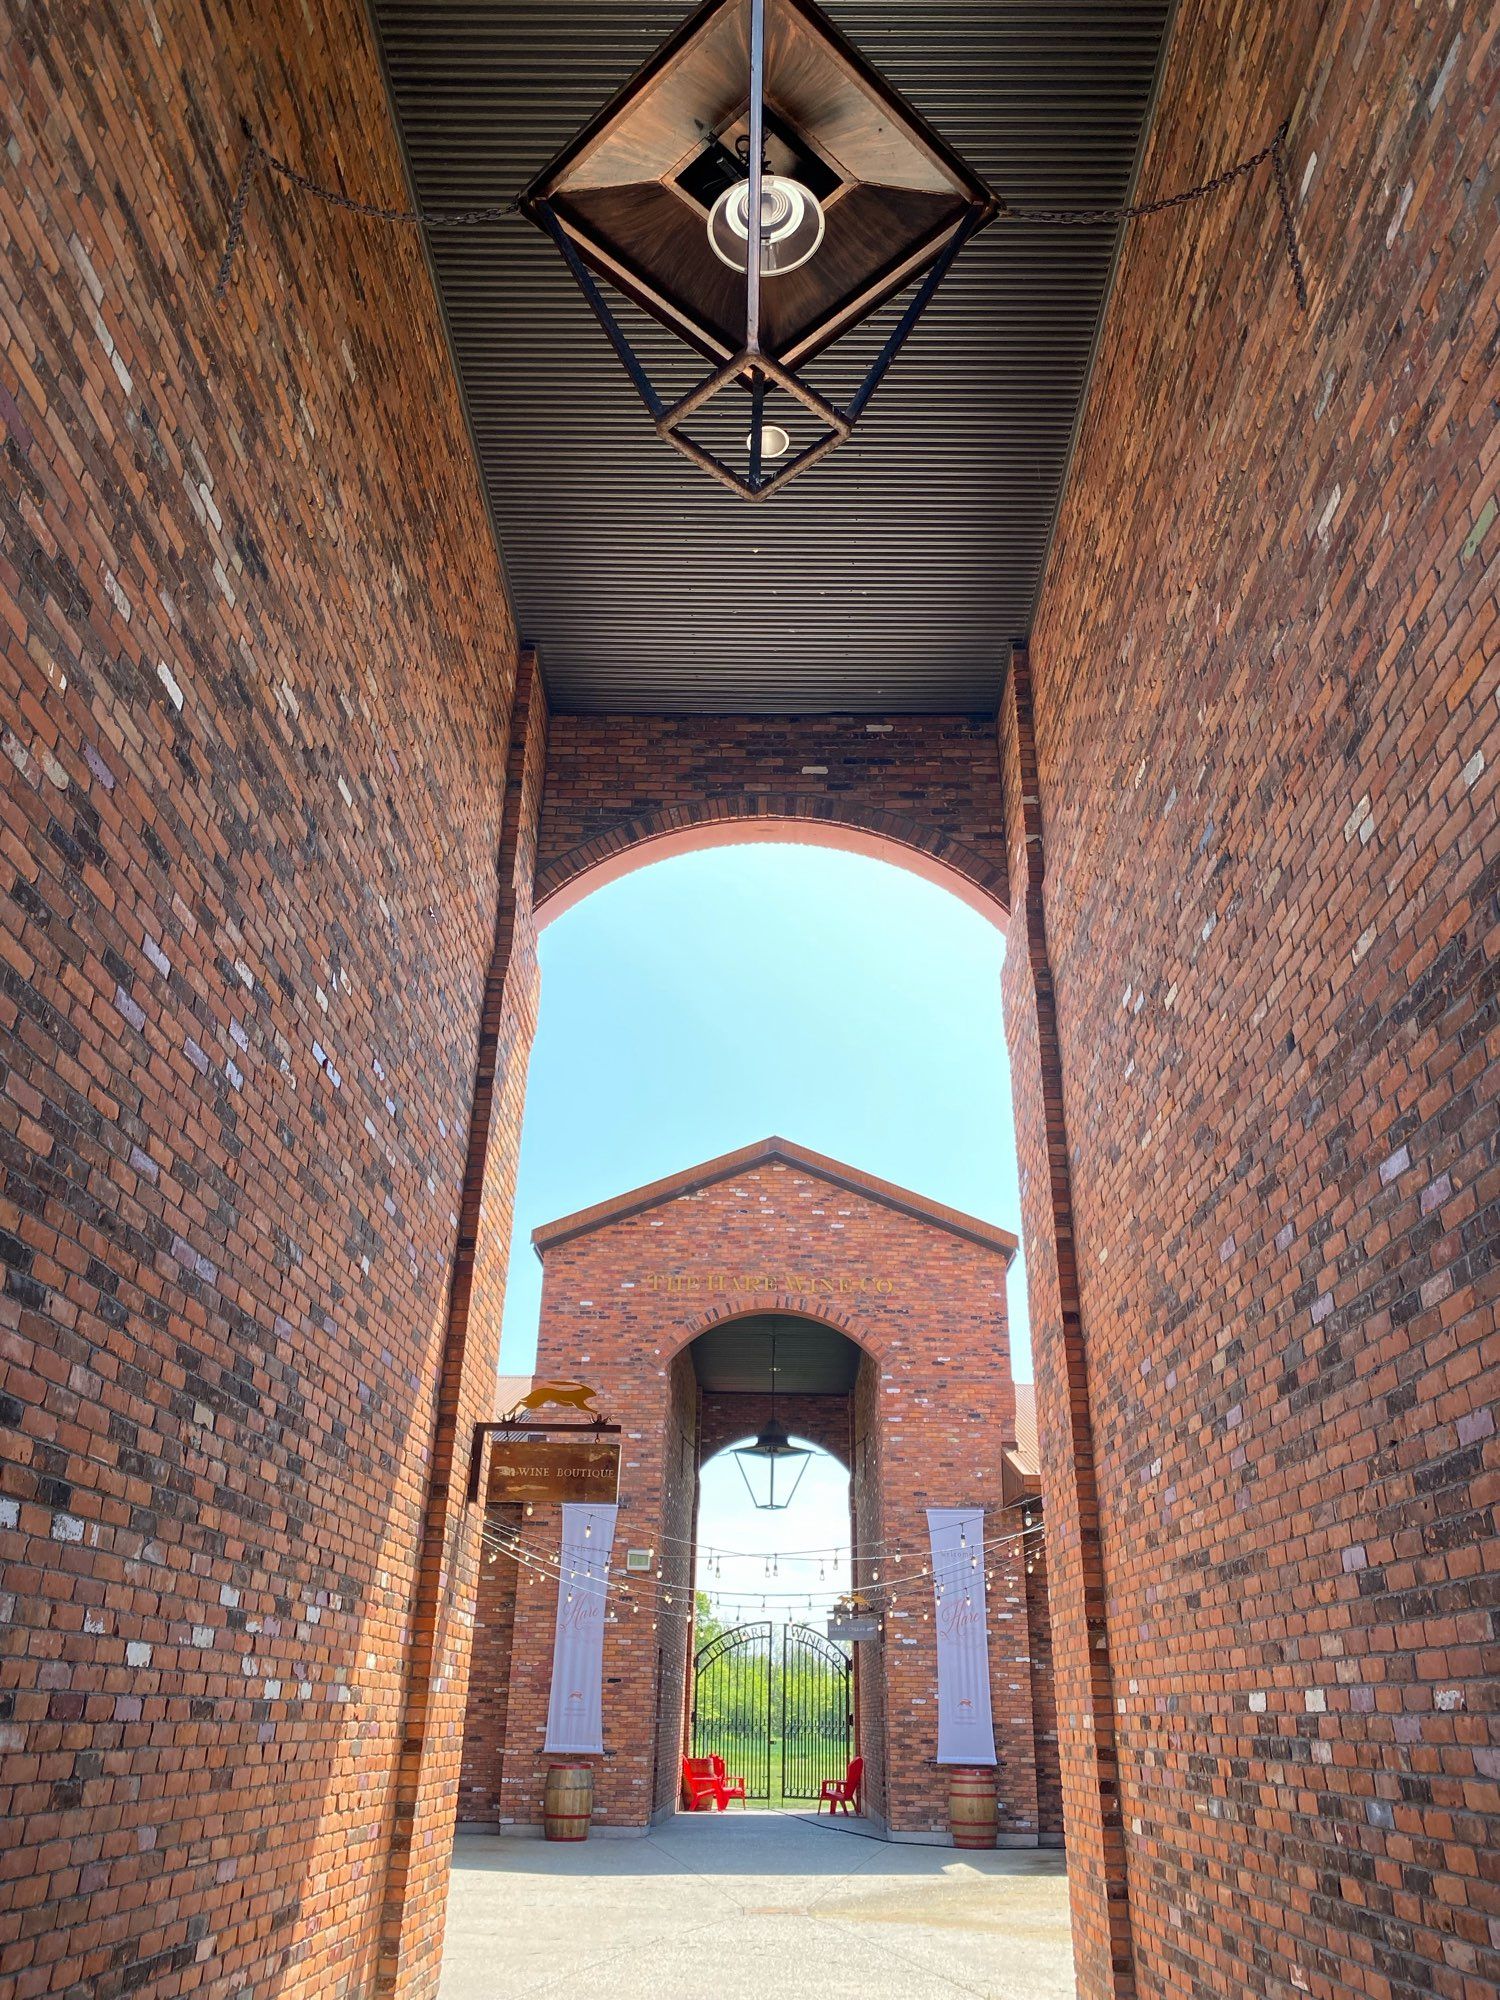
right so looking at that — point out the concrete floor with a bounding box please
[439,1813,1076,2000]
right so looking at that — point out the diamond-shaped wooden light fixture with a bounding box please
[520,0,996,498]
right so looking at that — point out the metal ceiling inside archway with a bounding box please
[370,1,1171,714]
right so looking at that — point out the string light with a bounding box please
[475,1517,1048,1627]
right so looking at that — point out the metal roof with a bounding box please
[370,1,1171,713]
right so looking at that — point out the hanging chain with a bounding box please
[213,136,263,302]
[214,121,1307,310]
[1269,124,1310,310]
[1003,119,1307,308]
[213,135,518,304]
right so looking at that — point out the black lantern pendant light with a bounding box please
[733,1330,814,1511]
[520,0,995,498]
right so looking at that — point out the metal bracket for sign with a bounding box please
[467,1417,621,1504]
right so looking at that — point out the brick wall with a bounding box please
[851,1346,888,1824]
[475,1147,1042,1837]
[0,2,520,1994]
[698,1390,853,1468]
[534,714,1009,922]
[1003,0,1498,1993]
[1022,1514,1063,1847]
[457,1508,521,1823]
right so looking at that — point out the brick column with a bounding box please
[999,645,1135,1995]
[380,653,549,1995]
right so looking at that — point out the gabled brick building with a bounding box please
[459,1139,1063,1843]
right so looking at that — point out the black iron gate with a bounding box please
[691,1621,851,1805]
[780,1622,854,1800]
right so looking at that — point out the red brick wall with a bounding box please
[457,1509,521,1823]
[1003,0,1498,1994]
[534,714,1009,922]
[481,1154,1032,1836]
[850,1351,888,1824]
[0,2,520,1995]
[382,656,546,1991]
[652,1347,699,1818]
[699,1390,854,1468]
[1022,1514,1063,1847]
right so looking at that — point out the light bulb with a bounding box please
[707,176,825,276]
[747,423,792,461]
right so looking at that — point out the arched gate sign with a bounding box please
[691,1621,852,1804]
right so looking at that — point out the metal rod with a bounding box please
[749,375,765,489]
[745,0,765,355]
[845,215,979,422]
[536,201,666,418]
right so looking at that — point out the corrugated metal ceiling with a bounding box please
[370,1,1171,713]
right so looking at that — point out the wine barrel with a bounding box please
[948,1766,998,1849]
[543,1762,594,1842]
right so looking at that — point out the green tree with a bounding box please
[694,1590,725,1650]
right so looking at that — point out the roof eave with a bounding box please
[532,1135,1018,1259]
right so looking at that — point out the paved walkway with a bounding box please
[439,1813,1076,1999]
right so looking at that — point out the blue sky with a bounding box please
[498,842,1026,1619]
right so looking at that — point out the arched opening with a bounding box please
[533,802,1010,932]
[685,1310,865,1813]
[450,838,1067,1986]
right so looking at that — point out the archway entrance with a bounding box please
[690,1619,852,1806]
[686,1307,863,1813]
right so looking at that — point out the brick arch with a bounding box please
[675,1292,890,1365]
[684,1296,880,1476]
[532,797,1009,929]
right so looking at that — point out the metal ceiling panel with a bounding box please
[690,1313,862,1393]
[369,1,1171,712]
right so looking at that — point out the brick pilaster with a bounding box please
[380,653,549,1995]
[1000,645,1136,1996]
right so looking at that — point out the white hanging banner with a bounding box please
[927,1507,997,1766]
[543,1502,618,1754]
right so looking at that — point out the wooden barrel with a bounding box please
[948,1766,998,1849]
[543,1762,593,1842]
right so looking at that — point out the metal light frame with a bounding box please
[530,0,988,500]
[732,1329,815,1511]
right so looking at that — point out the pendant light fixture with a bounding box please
[520,0,995,498]
[733,1329,813,1512]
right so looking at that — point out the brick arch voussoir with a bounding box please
[676,1293,888,1367]
[534,795,1009,929]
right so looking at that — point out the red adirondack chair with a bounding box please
[709,1754,748,1806]
[818,1755,864,1815]
[682,1756,728,1811]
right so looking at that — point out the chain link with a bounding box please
[213,136,518,303]
[1003,119,1307,307]
[214,122,1307,309]
[1002,131,1280,228]
[212,136,263,303]
[258,145,518,229]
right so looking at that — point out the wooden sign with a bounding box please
[486,1438,621,1505]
